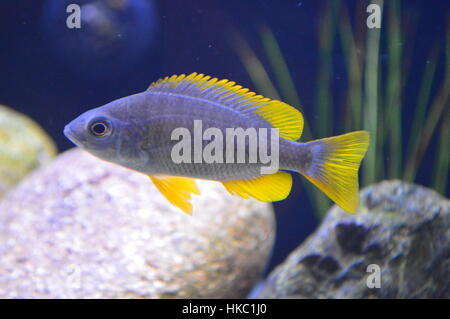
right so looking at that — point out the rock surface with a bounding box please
[0,148,275,298]
[0,105,57,198]
[257,180,449,299]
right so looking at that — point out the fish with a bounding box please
[64,73,370,215]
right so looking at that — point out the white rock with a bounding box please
[0,148,275,298]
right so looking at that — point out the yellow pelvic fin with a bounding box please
[222,171,293,202]
[149,175,200,215]
[148,73,304,141]
[302,131,370,214]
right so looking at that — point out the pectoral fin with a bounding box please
[222,171,292,202]
[149,175,200,215]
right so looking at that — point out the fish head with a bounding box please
[64,103,147,168]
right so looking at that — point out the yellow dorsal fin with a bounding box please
[149,175,200,215]
[222,171,293,202]
[254,102,303,141]
[148,73,304,141]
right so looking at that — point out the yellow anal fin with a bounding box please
[149,175,200,215]
[222,171,293,202]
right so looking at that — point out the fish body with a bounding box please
[64,73,370,214]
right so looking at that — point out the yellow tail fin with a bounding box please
[301,131,370,213]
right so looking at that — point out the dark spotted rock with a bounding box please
[257,180,450,299]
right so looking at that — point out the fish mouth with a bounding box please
[63,124,83,147]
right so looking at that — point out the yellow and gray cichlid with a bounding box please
[64,73,370,215]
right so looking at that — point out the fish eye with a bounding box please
[89,119,111,137]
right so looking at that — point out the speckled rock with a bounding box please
[0,148,275,298]
[0,105,57,198]
[257,180,449,299]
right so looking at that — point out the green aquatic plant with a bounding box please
[362,0,383,187]
[233,1,449,218]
